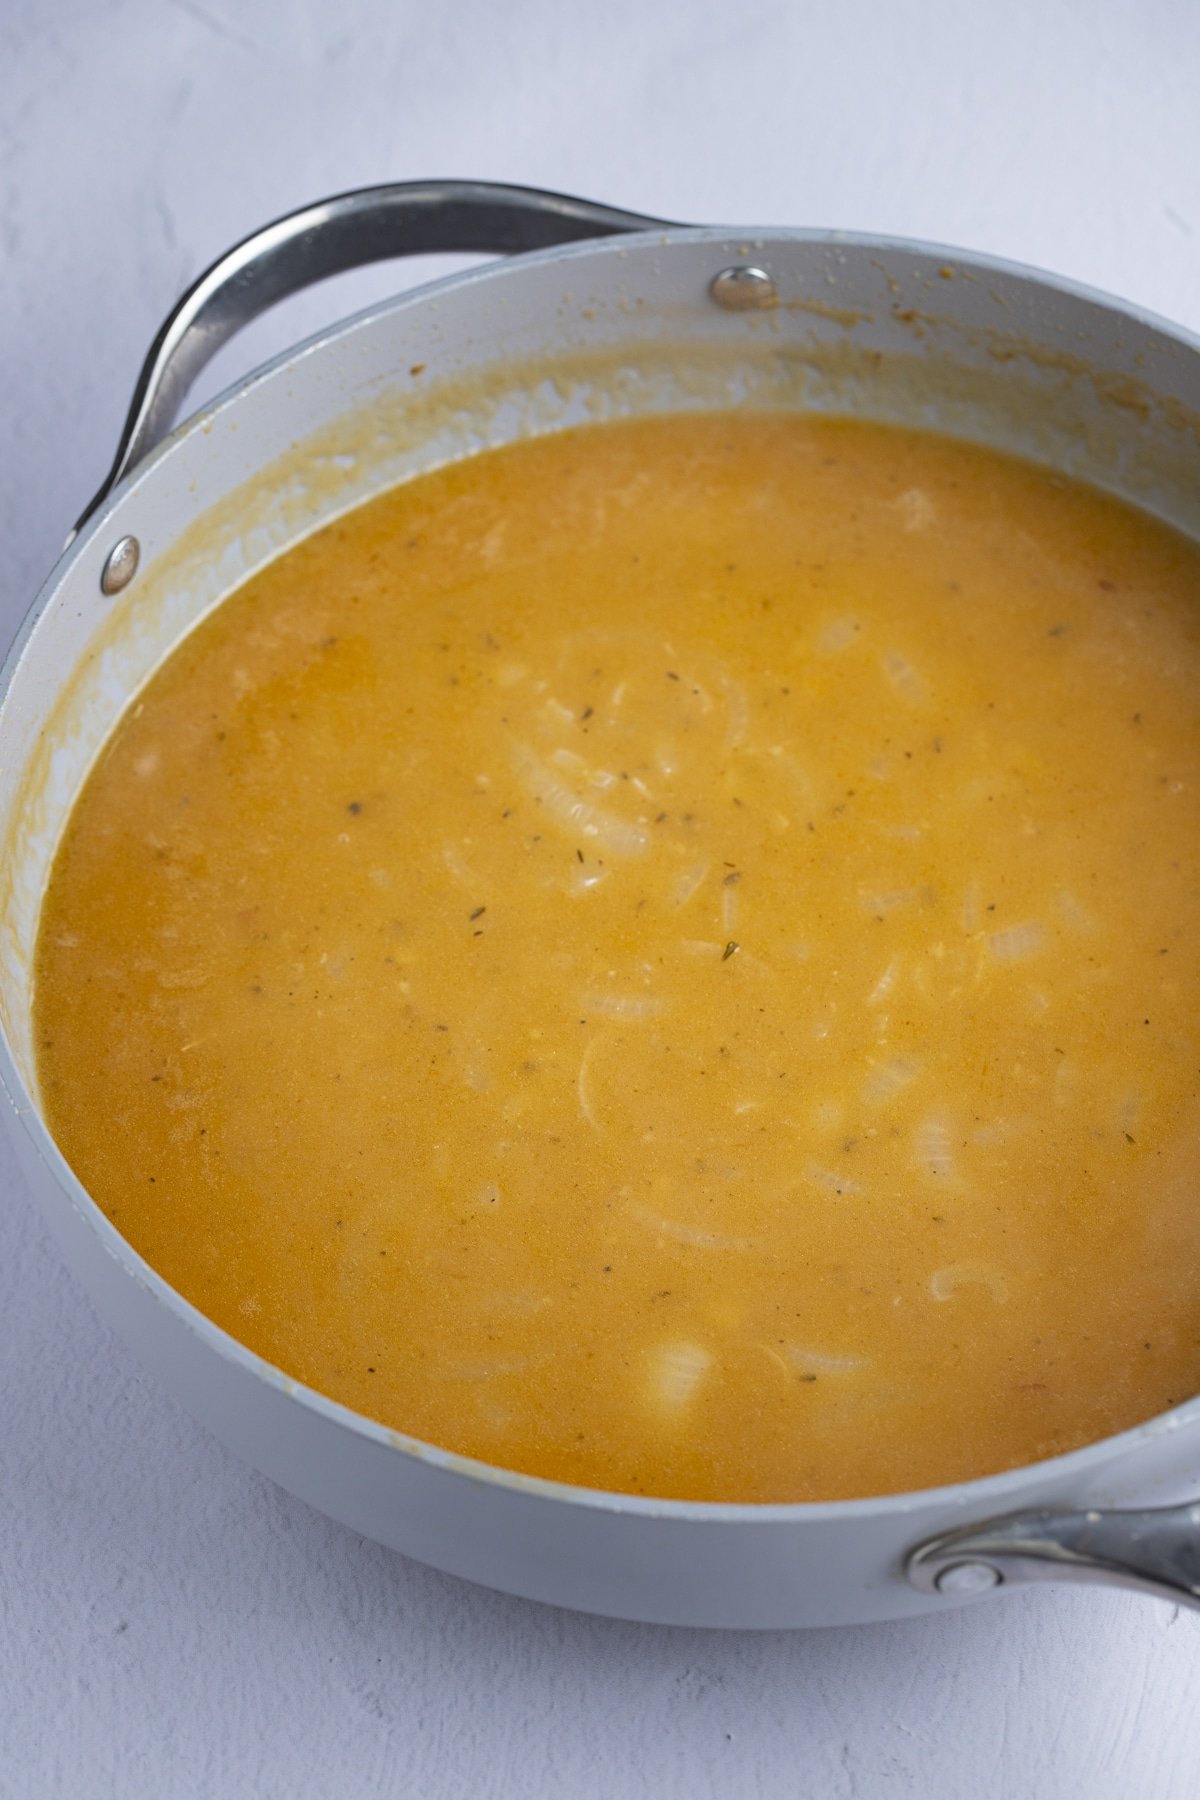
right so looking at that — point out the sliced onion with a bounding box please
[1056,889,1096,932]
[762,1342,866,1376]
[804,1163,864,1198]
[895,487,936,531]
[510,743,649,855]
[549,745,586,772]
[648,1341,712,1411]
[929,1262,1009,1304]
[915,1114,956,1180]
[576,1037,603,1131]
[441,841,478,888]
[861,1053,921,1106]
[673,862,710,907]
[881,649,927,704]
[720,673,751,748]
[567,860,608,895]
[866,958,901,1006]
[817,616,861,654]
[627,1202,757,1252]
[860,887,917,914]
[580,992,665,1021]
[988,921,1045,962]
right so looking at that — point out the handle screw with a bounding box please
[100,535,140,596]
[934,1561,1003,1597]
[709,266,777,311]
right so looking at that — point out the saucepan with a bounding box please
[4,180,1200,1629]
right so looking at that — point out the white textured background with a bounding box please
[4,2,1200,1795]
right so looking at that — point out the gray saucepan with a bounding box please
[4,181,1200,1628]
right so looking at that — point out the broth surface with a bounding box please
[35,413,1200,1501]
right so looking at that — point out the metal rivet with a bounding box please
[709,266,778,312]
[100,535,140,596]
[934,1560,1003,1598]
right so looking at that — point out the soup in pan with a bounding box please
[34,412,1200,1502]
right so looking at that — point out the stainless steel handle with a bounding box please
[74,179,672,536]
[907,1499,1200,1609]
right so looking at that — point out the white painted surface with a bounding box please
[3,0,1200,1791]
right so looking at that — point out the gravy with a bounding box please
[35,413,1200,1501]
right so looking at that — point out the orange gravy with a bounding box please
[35,413,1200,1501]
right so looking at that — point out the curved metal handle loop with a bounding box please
[907,1499,1200,1610]
[74,179,674,537]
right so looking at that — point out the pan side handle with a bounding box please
[906,1499,1200,1610]
[73,180,673,537]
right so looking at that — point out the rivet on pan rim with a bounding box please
[100,535,140,596]
[709,265,778,311]
[933,1560,1003,1598]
